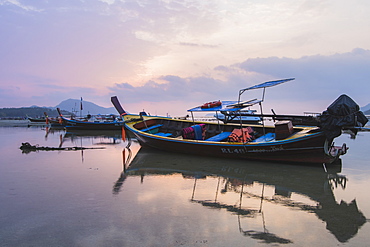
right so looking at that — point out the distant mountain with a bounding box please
[0,99,118,118]
[361,103,370,115]
[55,99,117,115]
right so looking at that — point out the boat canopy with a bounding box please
[239,78,295,94]
[188,78,295,113]
[237,78,295,106]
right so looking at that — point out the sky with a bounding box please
[1,0,370,116]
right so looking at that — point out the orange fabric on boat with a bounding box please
[228,127,254,142]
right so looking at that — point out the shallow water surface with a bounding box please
[0,127,369,246]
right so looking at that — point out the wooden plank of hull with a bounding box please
[65,123,124,130]
[131,130,335,164]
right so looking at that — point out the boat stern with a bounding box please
[324,139,348,163]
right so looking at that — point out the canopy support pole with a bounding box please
[191,111,195,125]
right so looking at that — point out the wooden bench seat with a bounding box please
[205,132,232,142]
[251,132,275,142]
[141,124,163,133]
[155,132,172,137]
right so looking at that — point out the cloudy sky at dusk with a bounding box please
[1,0,370,116]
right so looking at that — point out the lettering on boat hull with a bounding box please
[221,145,284,154]
[221,148,246,154]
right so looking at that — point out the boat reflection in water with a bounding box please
[115,147,366,244]
[62,130,123,145]
[42,127,124,145]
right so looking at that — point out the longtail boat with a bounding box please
[27,116,47,123]
[27,115,48,125]
[111,78,367,164]
[56,108,124,130]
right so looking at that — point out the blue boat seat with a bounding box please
[155,132,172,137]
[251,132,275,142]
[141,124,163,133]
[205,132,232,142]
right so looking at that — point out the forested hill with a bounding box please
[0,98,117,118]
[0,107,71,118]
[361,104,370,115]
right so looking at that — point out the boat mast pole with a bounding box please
[215,110,222,132]
[238,90,243,129]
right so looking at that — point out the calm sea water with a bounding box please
[0,126,370,247]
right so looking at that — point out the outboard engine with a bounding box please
[319,94,368,140]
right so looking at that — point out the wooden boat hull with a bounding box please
[28,117,47,123]
[59,117,124,130]
[63,119,125,130]
[123,115,344,164]
[48,119,65,128]
[133,132,333,164]
[56,107,124,130]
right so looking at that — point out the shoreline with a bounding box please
[0,120,47,127]
[1,119,369,130]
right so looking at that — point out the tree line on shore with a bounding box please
[0,107,72,119]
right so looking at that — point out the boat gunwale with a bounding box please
[124,115,325,147]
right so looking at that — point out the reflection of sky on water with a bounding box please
[123,141,367,245]
[0,127,370,246]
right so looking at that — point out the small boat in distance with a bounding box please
[27,117,46,123]
[56,108,125,130]
[27,115,48,125]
